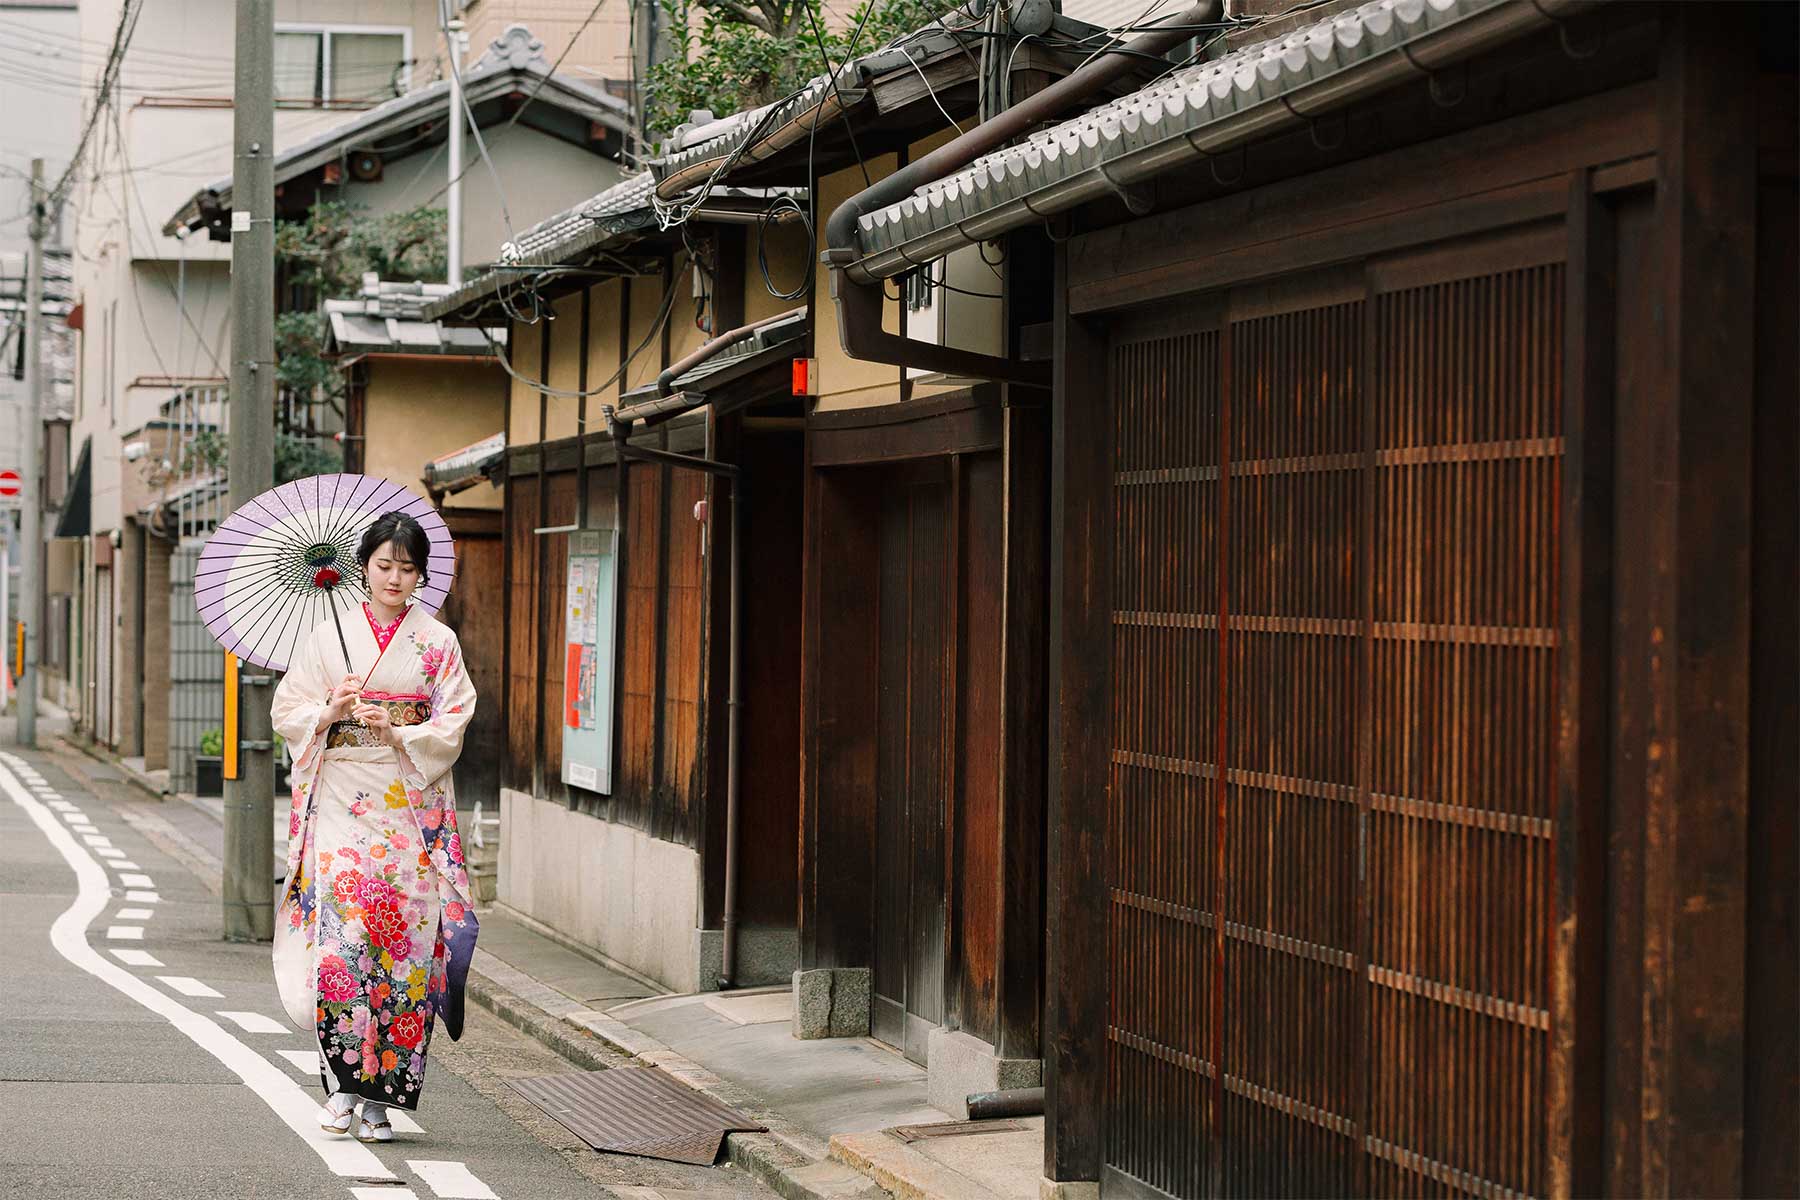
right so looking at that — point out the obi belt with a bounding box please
[326,693,431,749]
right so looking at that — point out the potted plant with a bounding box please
[195,727,224,797]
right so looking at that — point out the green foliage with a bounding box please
[644,0,952,139]
[272,200,447,452]
[274,432,343,485]
[181,428,228,475]
[274,200,447,300]
[198,727,224,757]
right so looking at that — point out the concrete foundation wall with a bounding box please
[498,787,703,994]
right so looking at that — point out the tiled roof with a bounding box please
[422,173,804,322]
[324,277,504,355]
[164,25,632,235]
[847,0,1577,278]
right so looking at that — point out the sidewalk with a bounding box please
[467,909,1045,1200]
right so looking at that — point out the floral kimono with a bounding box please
[270,603,479,1110]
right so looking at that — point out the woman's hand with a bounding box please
[317,675,364,730]
[351,702,400,748]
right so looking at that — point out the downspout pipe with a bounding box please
[820,0,1221,383]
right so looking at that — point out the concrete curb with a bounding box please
[463,954,892,1200]
[53,733,166,802]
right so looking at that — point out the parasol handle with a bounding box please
[314,567,363,720]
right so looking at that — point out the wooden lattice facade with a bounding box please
[1046,7,1795,1198]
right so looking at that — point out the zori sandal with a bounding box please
[319,1094,356,1135]
[355,1112,394,1144]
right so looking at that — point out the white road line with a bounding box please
[0,758,394,1182]
[60,811,87,821]
[353,1190,420,1200]
[116,907,154,920]
[109,948,164,967]
[105,925,144,940]
[124,890,160,903]
[119,873,155,887]
[216,1010,289,1034]
[273,1050,430,1129]
[158,976,224,999]
[97,848,127,860]
[69,823,97,834]
[46,800,75,811]
[84,835,114,847]
[387,1109,425,1134]
[276,1048,321,1074]
[407,1161,498,1199]
[109,860,142,870]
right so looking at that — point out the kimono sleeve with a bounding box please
[269,623,334,774]
[392,629,476,792]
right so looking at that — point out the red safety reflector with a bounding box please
[791,357,815,396]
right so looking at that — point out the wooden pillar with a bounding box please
[1628,7,1758,1195]
[996,401,1047,1061]
[1045,241,1110,1184]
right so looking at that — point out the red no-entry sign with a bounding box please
[0,470,19,498]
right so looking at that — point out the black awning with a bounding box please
[52,435,90,538]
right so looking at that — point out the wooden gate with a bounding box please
[1104,243,1562,1199]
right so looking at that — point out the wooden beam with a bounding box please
[1635,8,1758,1195]
[997,402,1047,1061]
[1548,168,1615,1200]
[1044,242,1110,1183]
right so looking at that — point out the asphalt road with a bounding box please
[0,731,775,1200]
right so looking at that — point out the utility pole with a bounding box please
[223,0,276,942]
[16,158,45,748]
[445,12,466,286]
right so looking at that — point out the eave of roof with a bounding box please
[421,174,804,325]
[844,0,1592,282]
[645,13,1145,201]
[163,26,632,236]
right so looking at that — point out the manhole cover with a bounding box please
[510,1067,765,1165]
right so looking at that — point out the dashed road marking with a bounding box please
[119,873,155,888]
[0,756,395,1182]
[109,948,164,967]
[407,1160,498,1199]
[106,925,145,940]
[108,859,141,869]
[276,1048,322,1074]
[216,1010,289,1034]
[97,848,127,860]
[352,1190,420,1200]
[124,890,160,903]
[116,907,154,920]
[158,975,224,999]
[387,1109,425,1134]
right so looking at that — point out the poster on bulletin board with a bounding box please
[561,529,617,793]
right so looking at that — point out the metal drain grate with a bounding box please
[887,1119,1028,1143]
[510,1067,766,1165]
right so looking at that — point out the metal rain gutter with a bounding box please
[819,0,1223,387]
[842,0,1596,285]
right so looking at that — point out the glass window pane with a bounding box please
[330,33,406,103]
[273,31,322,104]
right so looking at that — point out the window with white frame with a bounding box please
[274,25,411,106]
[902,243,1005,378]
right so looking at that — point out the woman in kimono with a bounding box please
[270,511,479,1144]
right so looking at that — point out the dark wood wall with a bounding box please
[800,395,1048,1058]
[499,450,713,851]
[1042,8,1796,1197]
[437,510,503,810]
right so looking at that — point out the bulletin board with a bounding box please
[560,529,618,793]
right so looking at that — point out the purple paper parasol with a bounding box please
[194,474,456,672]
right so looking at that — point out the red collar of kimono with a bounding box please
[362,601,412,653]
